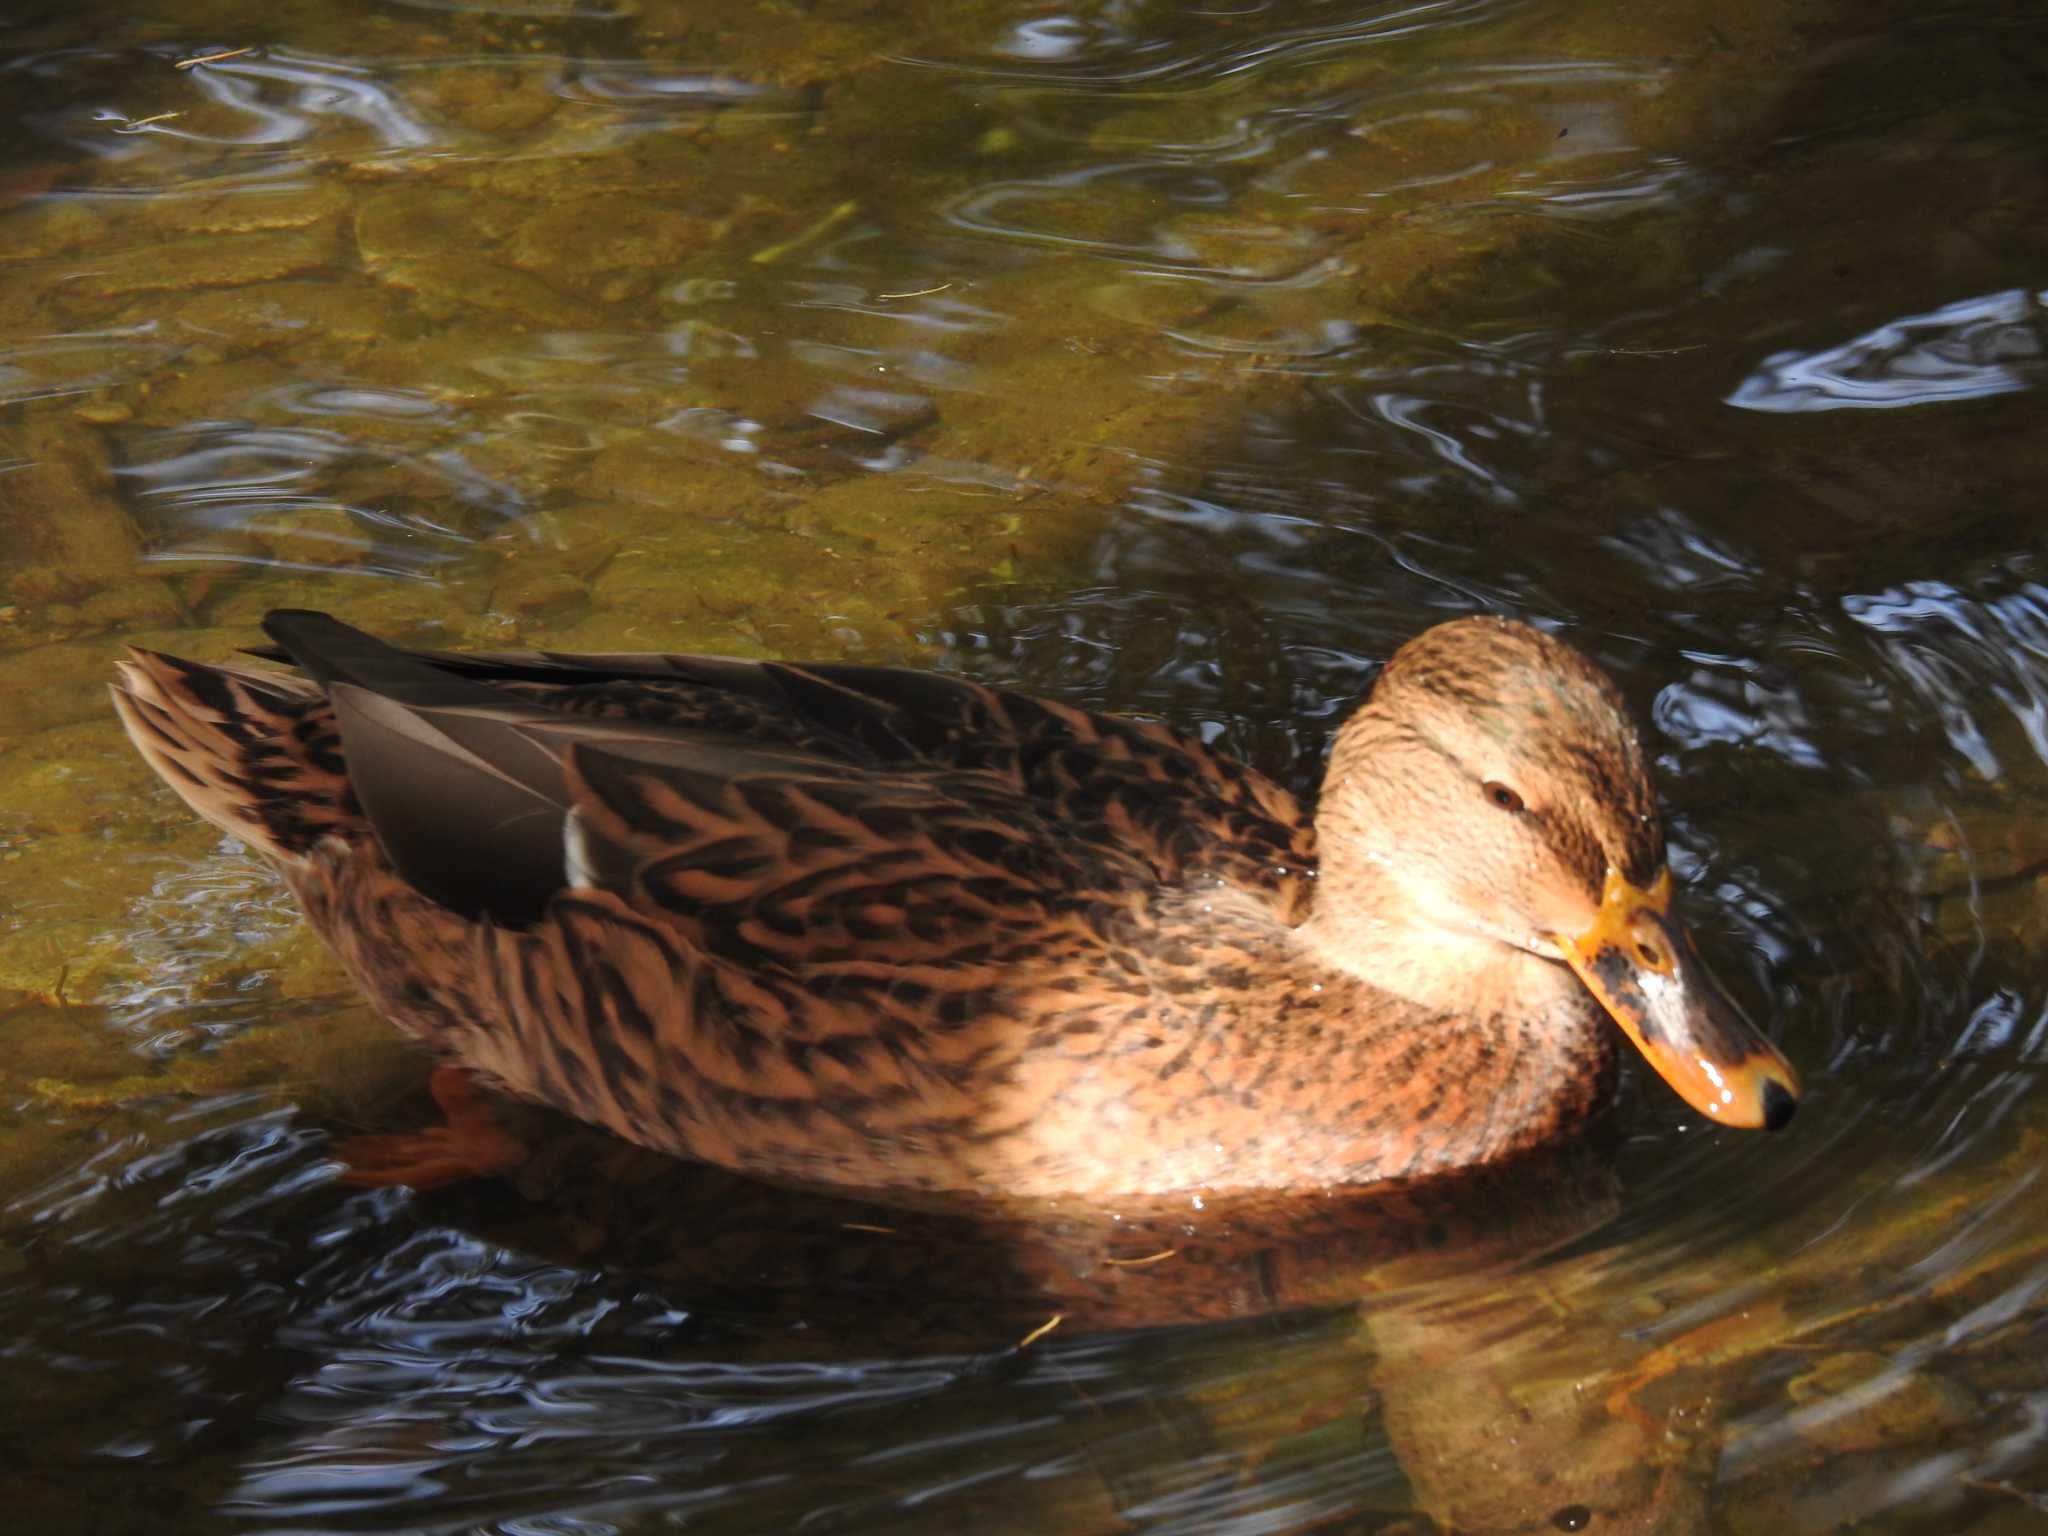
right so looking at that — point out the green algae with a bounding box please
[371,256,611,328]
[351,184,508,264]
[0,418,153,605]
[140,180,350,238]
[53,227,340,304]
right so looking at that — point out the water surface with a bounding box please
[3,1,2047,1532]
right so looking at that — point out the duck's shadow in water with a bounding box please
[387,1110,1725,1532]
[388,1097,1629,1348]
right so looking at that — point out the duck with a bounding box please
[110,609,1799,1199]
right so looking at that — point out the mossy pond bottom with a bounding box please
[4,0,2048,1532]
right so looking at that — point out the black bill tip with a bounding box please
[1760,1076,1798,1132]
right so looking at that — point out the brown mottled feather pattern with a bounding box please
[112,615,1654,1197]
[111,651,357,855]
[509,670,1316,921]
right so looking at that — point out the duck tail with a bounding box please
[259,608,505,708]
[110,648,349,862]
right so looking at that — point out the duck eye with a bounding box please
[1482,781,1524,813]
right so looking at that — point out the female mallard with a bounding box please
[111,610,1797,1198]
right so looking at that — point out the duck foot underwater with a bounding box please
[333,1063,530,1189]
[111,609,1798,1202]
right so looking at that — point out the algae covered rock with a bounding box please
[354,184,524,266]
[0,414,180,633]
[506,195,709,302]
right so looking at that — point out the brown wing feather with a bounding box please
[243,622,1316,912]
[510,660,1316,921]
[110,650,353,858]
[563,739,1149,958]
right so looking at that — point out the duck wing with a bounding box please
[558,732,1146,967]
[255,610,1317,930]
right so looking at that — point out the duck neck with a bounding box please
[1298,717,1589,1022]
[1297,868,1574,1019]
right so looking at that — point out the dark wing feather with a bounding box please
[249,611,1317,927]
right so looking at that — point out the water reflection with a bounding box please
[946,162,1239,259]
[8,1041,2042,1534]
[0,323,181,408]
[1844,579,2048,780]
[563,68,794,112]
[119,420,532,583]
[169,51,436,152]
[97,851,303,1051]
[1728,287,2048,413]
[6,1088,1632,1532]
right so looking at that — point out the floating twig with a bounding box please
[750,199,859,266]
[1016,1313,1065,1350]
[176,47,254,69]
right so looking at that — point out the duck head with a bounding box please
[1306,616,1799,1130]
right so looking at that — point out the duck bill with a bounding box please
[1554,868,1800,1130]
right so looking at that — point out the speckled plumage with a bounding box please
[111,611,1780,1199]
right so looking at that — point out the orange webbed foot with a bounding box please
[333,1065,528,1191]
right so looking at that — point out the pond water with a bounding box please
[3,0,2047,1532]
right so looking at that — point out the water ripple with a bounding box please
[1728,287,2048,413]
[118,420,534,582]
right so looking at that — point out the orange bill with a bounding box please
[1555,868,1800,1130]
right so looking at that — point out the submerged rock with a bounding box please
[142,179,350,238]
[57,228,338,301]
[372,256,606,329]
[0,416,164,618]
[354,184,525,265]
[506,195,708,296]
